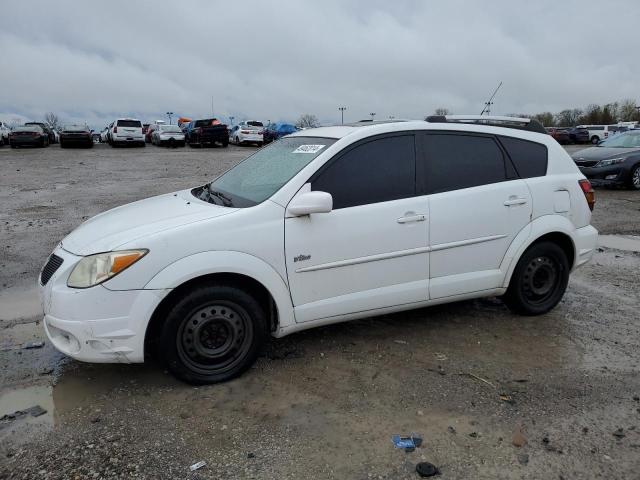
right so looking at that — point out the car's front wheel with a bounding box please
[628,164,640,190]
[503,241,569,316]
[161,284,267,384]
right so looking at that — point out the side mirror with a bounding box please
[287,191,333,216]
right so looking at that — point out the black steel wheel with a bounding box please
[504,241,569,315]
[161,284,267,384]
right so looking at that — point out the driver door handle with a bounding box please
[504,196,528,206]
[397,214,426,224]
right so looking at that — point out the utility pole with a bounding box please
[211,96,214,117]
[480,81,503,116]
[166,112,174,125]
[338,106,347,124]
[370,112,376,121]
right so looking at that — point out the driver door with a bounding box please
[284,133,429,323]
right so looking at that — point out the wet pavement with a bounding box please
[1,143,640,479]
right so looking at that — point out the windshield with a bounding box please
[598,131,640,148]
[196,136,336,207]
[63,124,87,131]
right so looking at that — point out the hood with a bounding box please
[62,189,237,255]
[572,146,640,161]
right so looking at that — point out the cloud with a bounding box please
[1,0,639,128]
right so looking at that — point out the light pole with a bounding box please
[166,111,174,125]
[338,106,346,125]
[370,112,376,121]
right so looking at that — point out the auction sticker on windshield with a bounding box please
[292,144,326,154]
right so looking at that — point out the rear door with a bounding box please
[417,132,532,299]
[284,133,429,323]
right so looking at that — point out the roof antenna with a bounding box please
[480,81,502,116]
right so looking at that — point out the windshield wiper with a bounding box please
[208,187,234,207]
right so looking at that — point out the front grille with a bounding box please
[575,160,599,168]
[41,254,63,285]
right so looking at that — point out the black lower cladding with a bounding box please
[41,254,63,285]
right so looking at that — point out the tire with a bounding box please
[503,241,570,316]
[256,142,263,147]
[221,140,228,148]
[60,140,66,148]
[628,164,640,190]
[87,141,93,149]
[160,284,267,384]
[10,143,17,149]
[591,135,600,144]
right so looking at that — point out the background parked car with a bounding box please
[263,122,298,143]
[109,118,145,147]
[576,124,616,144]
[100,124,112,143]
[0,121,10,146]
[25,122,56,144]
[184,118,228,147]
[59,124,94,148]
[567,126,590,144]
[229,122,263,146]
[571,130,640,189]
[152,124,185,147]
[546,127,570,144]
[9,125,49,148]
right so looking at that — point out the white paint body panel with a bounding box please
[39,120,598,364]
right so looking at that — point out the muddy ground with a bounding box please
[1,142,639,479]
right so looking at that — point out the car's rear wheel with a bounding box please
[503,241,569,316]
[160,284,267,384]
[628,164,640,190]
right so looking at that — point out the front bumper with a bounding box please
[39,247,170,363]
[578,165,626,185]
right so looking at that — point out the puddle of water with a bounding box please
[0,287,42,323]
[0,384,54,443]
[598,234,640,253]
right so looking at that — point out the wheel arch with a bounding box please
[501,216,577,288]
[143,251,295,357]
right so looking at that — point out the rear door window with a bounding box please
[418,133,508,194]
[311,134,416,209]
[498,136,548,178]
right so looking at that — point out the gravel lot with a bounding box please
[1,142,640,479]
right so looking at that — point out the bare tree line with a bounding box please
[433,99,640,127]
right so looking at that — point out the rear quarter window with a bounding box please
[499,136,548,178]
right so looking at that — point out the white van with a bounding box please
[39,115,598,384]
[575,125,614,144]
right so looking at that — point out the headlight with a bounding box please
[67,249,148,288]
[596,157,625,167]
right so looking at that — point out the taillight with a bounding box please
[113,126,118,133]
[579,179,595,211]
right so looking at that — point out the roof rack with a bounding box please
[425,115,547,134]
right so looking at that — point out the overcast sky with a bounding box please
[1,0,639,128]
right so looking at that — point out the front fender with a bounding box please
[144,251,296,330]
[500,215,580,288]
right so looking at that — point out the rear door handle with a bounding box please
[397,214,426,224]
[504,197,528,206]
